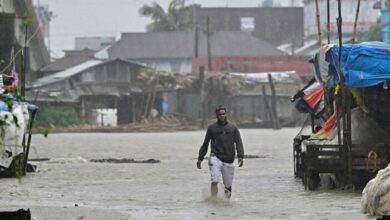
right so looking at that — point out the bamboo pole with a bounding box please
[315,0,323,46]
[352,0,361,43]
[327,0,330,44]
[337,0,352,187]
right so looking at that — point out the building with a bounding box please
[37,48,97,77]
[0,0,50,82]
[190,5,304,46]
[75,36,116,51]
[107,31,285,73]
[26,59,173,125]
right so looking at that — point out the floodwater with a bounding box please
[0,128,376,220]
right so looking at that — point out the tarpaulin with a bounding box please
[326,42,390,88]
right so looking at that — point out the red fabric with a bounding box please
[311,112,337,140]
[302,87,324,110]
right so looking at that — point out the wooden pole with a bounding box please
[143,92,152,119]
[337,0,352,187]
[267,74,280,129]
[315,0,323,46]
[206,16,212,72]
[327,0,330,44]
[352,0,361,43]
[199,66,207,128]
[194,25,199,58]
[21,24,28,97]
[261,85,272,127]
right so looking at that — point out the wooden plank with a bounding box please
[306,151,343,157]
[307,144,343,149]
[352,158,387,166]
[352,166,381,171]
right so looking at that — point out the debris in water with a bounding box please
[90,158,160,164]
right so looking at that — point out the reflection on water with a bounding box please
[0,129,369,220]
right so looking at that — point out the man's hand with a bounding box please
[238,159,243,167]
[196,160,202,169]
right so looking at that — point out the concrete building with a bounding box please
[0,0,50,82]
[190,5,304,46]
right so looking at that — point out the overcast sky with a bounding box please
[33,0,302,58]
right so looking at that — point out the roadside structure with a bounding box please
[31,30,310,127]
[36,48,97,78]
[26,58,175,125]
[0,0,50,82]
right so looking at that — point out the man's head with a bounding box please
[215,106,227,124]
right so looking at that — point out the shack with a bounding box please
[26,58,175,125]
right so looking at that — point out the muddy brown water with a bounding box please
[0,129,376,219]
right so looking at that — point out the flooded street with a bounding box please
[0,128,374,219]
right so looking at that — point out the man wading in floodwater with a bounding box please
[196,106,244,199]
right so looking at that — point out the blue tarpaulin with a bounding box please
[325,41,390,88]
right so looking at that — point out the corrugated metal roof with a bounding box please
[108,31,284,59]
[40,48,97,72]
[31,59,103,87]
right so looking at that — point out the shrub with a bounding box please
[34,107,81,128]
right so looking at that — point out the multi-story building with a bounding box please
[190,5,304,46]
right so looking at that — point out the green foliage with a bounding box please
[15,158,23,183]
[360,20,383,42]
[21,14,33,26]
[42,128,49,138]
[34,107,81,128]
[139,0,193,32]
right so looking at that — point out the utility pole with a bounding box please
[21,22,28,97]
[194,25,199,58]
[199,66,207,128]
[206,16,212,72]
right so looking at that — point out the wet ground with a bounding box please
[0,128,377,219]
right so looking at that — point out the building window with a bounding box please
[240,17,255,32]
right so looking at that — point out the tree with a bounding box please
[139,0,193,32]
[360,19,383,42]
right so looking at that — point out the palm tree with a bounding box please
[139,0,193,32]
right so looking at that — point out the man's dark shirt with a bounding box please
[198,121,244,163]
